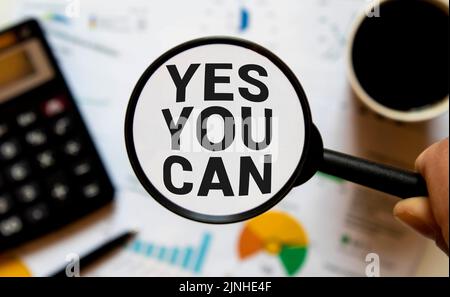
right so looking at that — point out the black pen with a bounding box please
[50,231,136,277]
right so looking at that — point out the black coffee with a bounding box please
[352,0,449,111]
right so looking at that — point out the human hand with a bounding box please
[393,138,449,255]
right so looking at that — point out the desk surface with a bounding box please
[416,240,449,276]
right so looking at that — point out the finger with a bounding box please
[415,141,435,174]
[414,150,426,173]
[393,197,440,240]
[413,139,449,248]
[415,138,449,174]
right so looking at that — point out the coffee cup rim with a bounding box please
[347,0,449,122]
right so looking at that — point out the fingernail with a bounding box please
[394,211,436,240]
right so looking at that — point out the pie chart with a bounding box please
[238,211,308,276]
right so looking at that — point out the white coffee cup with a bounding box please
[347,0,449,122]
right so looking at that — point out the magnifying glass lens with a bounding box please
[126,39,313,223]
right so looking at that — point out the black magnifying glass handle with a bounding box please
[319,149,428,199]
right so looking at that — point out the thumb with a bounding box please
[393,197,440,240]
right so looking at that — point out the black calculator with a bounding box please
[0,20,114,252]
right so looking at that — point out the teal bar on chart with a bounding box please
[145,244,154,256]
[182,247,193,269]
[170,248,179,265]
[157,247,166,260]
[130,240,142,253]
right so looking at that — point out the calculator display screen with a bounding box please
[0,50,35,89]
[0,38,54,104]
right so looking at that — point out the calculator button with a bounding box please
[63,139,82,156]
[53,116,72,137]
[6,161,31,183]
[82,182,100,198]
[0,216,23,237]
[36,150,56,169]
[17,111,37,128]
[25,129,47,147]
[0,123,8,138]
[42,97,67,117]
[50,182,70,201]
[73,161,91,176]
[16,183,40,204]
[25,204,49,224]
[0,139,20,161]
[0,194,12,215]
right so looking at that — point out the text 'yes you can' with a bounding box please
[162,62,273,198]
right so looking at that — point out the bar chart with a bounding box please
[127,233,211,274]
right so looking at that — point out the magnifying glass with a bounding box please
[125,37,428,224]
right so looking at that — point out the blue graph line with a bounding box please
[239,8,250,32]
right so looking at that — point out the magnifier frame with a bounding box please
[125,37,316,224]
